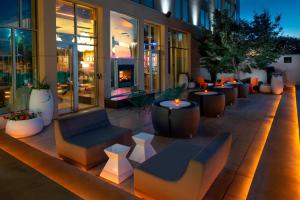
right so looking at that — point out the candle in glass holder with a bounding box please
[174,98,180,105]
[204,90,208,93]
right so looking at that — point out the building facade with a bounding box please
[0,0,239,116]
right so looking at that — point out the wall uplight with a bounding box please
[161,0,171,14]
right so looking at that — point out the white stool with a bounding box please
[100,144,133,184]
[129,132,156,163]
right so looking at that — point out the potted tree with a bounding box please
[29,78,54,126]
[5,111,43,139]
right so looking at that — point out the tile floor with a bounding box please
[19,93,280,199]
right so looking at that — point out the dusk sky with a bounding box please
[240,0,300,38]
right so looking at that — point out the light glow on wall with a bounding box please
[161,0,171,14]
[191,4,199,26]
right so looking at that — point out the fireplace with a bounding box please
[118,64,134,88]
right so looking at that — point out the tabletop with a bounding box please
[160,100,191,110]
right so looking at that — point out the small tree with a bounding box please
[247,11,283,69]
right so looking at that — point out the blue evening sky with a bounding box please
[240,0,300,38]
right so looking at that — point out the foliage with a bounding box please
[199,10,284,81]
[157,85,185,101]
[277,36,300,54]
[32,78,50,90]
[4,110,39,121]
[128,87,154,109]
[247,11,284,69]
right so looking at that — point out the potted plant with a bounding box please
[5,111,43,139]
[29,78,54,126]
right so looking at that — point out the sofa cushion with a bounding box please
[137,141,202,181]
[65,126,131,148]
[59,108,111,139]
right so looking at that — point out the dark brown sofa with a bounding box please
[134,132,232,200]
[55,108,132,169]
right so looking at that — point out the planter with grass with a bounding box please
[29,79,54,126]
[5,111,43,139]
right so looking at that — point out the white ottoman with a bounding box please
[100,144,133,184]
[129,132,156,163]
[260,84,272,94]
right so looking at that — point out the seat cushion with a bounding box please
[65,126,131,148]
[137,141,202,181]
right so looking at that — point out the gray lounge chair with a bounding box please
[55,108,132,170]
[134,132,232,200]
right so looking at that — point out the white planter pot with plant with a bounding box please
[5,111,43,139]
[29,79,54,126]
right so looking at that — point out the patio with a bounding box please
[2,91,290,199]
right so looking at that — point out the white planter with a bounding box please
[29,89,54,126]
[271,75,284,95]
[6,117,43,139]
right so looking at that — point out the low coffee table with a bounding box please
[100,144,133,184]
[129,132,156,163]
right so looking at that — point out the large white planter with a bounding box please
[271,74,284,95]
[6,117,43,139]
[29,89,54,126]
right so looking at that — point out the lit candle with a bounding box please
[204,90,208,93]
[174,98,180,105]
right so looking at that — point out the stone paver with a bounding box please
[17,93,280,199]
[247,87,300,200]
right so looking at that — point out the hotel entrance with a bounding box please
[56,1,97,114]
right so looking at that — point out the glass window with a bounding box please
[56,1,75,35]
[200,9,210,30]
[110,11,138,59]
[175,0,182,20]
[0,0,19,27]
[21,0,36,28]
[182,0,189,22]
[15,29,36,110]
[143,0,154,8]
[215,0,221,10]
[0,28,13,114]
[76,5,96,37]
[226,1,231,16]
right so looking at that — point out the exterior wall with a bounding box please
[36,0,239,116]
[272,54,300,86]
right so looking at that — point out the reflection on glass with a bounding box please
[57,45,73,111]
[110,11,138,59]
[144,23,160,93]
[56,0,75,35]
[78,46,96,109]
[21,0,35,28]
[0,0,19,27]
[15,29,35,111]
[0,28,13,114]
[76,5,95,37]
[169,30,189,87]
[56,1,97,113]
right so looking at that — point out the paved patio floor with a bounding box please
[18,93,281,199]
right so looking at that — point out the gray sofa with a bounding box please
[55,108,132,170]
[134,132,232,200]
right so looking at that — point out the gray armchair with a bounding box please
[55,108,132,170]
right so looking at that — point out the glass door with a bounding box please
[56,1,97,114]
[57,44,77,114]
[144,23,160,93]
[169,30,189,88]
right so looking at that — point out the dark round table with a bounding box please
[151,100,200,138]
[188,91,225,117]
[213,86,238,105]
[225,82,249,98]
